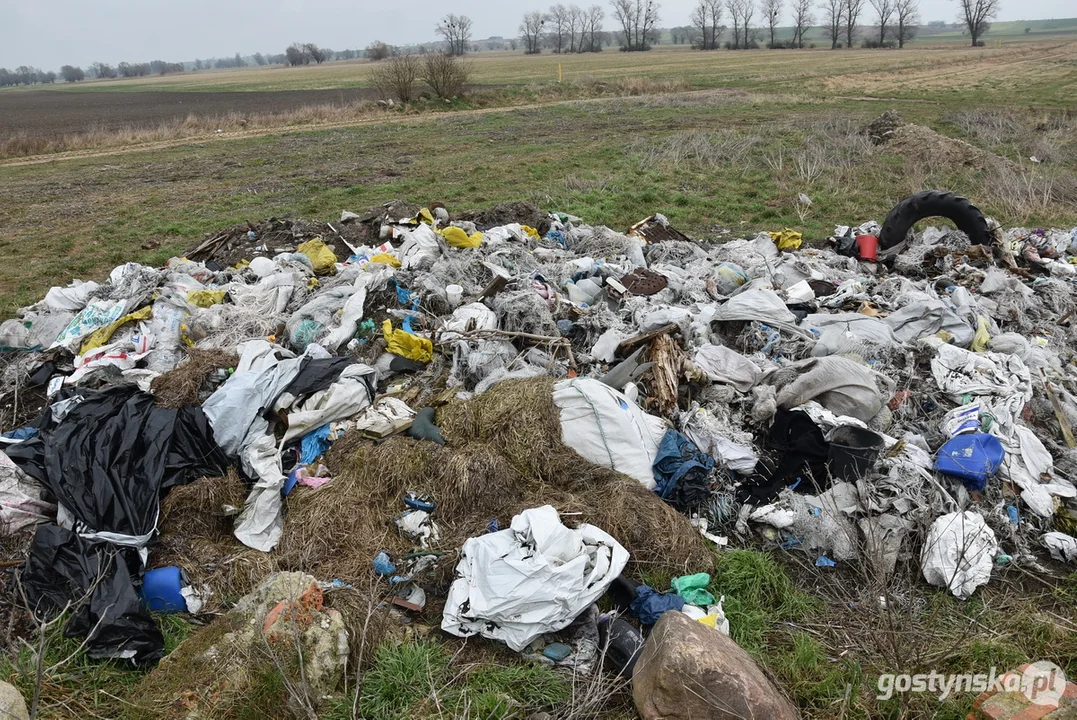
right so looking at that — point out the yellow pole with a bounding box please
[558,63,562,83]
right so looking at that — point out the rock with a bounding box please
[0,681,29,720]
[632,611,799,720]
[132,572,349,719]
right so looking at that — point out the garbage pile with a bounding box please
[2,195,1077,676]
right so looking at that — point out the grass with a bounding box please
[0,612,196,720]
[321,640,570,719]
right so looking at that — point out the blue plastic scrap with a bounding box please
[1006,505,1020,526]
[373,552,396,576]
[652,430,715,501]
[935,432,1005,492]
[299,424,333,465]
[543,642,573,661]
[815,556,837,568]
[629,585,685,625]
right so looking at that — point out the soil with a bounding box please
[0,88,381,138]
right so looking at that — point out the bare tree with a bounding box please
[844,0,866,48]
[895,0,918,46]
[304,44,328,63]
[548,4,570,53]
[435,13,473,56]
[370,54,421,102]
[791,0,814,46]
[870,0,895,43]
[285,43,309,66]
[955,0,997,45]
[366,41,391,60]
[584,5,606,51]
[725,0,743,46]
[568,5,584,52]
[692,0,724,49]
[521,10,547,54]
[821,0,846,47]
[762,0,784,47]
[741,0,756,46]
[60,65,85,82]
[609,0,661,51]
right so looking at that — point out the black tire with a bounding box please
[878,190,991,251]
[599,618,645,680]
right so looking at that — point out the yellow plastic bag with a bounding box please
[439,226,483,249]
[521,225,541,239]
[768,228,802,251]
[79,305,153,354]
[369,253,402,268]
[297,238,338,276]
[186,289,227,308]
[972,316,990,352]
[383,320,433,364]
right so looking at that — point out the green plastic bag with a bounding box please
[671,573,715,606]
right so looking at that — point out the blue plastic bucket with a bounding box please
[141,566,187,613]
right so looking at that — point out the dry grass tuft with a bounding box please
[154,378,711,614]
[150,349,238,408]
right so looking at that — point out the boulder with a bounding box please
[632,610,799,720]
[0,681,29,720]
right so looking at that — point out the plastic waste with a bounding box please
[296,238,337,275]
[383,319,433,363]
[670,573,715,605]
[935,433,1004,492]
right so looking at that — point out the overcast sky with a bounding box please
[2,0,1070,69]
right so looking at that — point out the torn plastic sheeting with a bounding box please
[998,425,1076,517]
[884,299,974,347]
[279,362,376,445]
[322,267,393,351]
[591,328,627,364]
[51,300,128,352]
[926,339,1032,436]
[440,302,498,343]
[65,333,154,386]
[353,397,416,437]
[383,319,433,364]
[0,312,75,351]
[1042,532,1077,562]
[439,226,483,249]
[630,585,685,625]
[553,378,668,490]
[40,280,102,312]
[287,285,356,353]
[21,524,165,663]
[768,228,803,251]
[396,224,442,271]
[0,450,55,534]
[78,305,153,354]
[652,430,715,510]
[771,357,884,422]
[712,288,813,337]
[299,424,332,465]
[235,433,287,552]
[441,505,629,652]
[693,344,761,393]
[682,408,758,474]
[921,511,997,600]
[9,385,228,544]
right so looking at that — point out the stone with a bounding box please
[132,572,349,719]
[0,681,29,720]
[632,610,799,720]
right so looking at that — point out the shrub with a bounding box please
[370,54,420,103]
[421,53,471,99]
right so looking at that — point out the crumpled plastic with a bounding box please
[296,238,337,276]
[671,573,715,605]
[771,356,884,422]
[442,505,629,651]
[439,226,483,249]
[768,228,803,251]
[921,511,998,600]
[186,289,227,308]
[79,305,153,354]
[630,585,685,625]
[383,319,433,363]
[1042,531,1077,562]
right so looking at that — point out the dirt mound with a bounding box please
[455,201,550,234]
[862,110,904,145]
[885,123,1000,168]
[155,378,712,613]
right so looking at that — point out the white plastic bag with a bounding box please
[921,511,997,600]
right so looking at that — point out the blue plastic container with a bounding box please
[935,433,1005,491]
[141,566,187,613]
